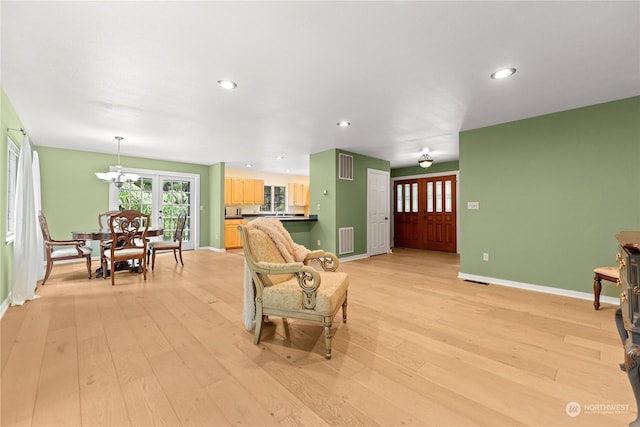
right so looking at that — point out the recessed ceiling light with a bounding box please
[490,68,516,79]
[217,79,238,89]
[337,121,351,127]
[246,163,252,168]
[276,156,284,160]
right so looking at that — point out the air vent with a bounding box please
[339,227,354,254]
[338,153,353,180]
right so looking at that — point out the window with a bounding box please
[6,136,19,242]
[260,185,286,212]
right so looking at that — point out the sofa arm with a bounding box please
[304,250,339,272]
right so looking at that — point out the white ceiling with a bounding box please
[2,1,638,176]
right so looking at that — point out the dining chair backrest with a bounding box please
[38,214,53,241]
[98,210,120,230]
[108,210,150,249]
[173,212,187,242]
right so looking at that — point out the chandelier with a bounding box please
[418,153,433,168]
[95,136,140,188]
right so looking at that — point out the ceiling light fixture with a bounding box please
[490,68,516,79]
[246,163,252,168]
[217,79,238,89]
[418,153,434,168]
[337,121,351,127]
[276,156,284,160]
[95,136,140,188]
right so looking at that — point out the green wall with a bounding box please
[392,160,460,178]
[1,88,25,304]
[310,150,337,253]
[310,149,390,257]
[209,162,225,248]
[36,146,212,252]
[459,96,640,296]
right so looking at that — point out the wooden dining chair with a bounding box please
[102,210,150,286]
[148,211,187,270]
[38,214,92,285]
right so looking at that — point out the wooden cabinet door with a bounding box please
[231,178,243,205]
[242,179,255,204]
[224,177,232,205]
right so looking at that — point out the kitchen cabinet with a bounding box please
[224,177,232,205]
[226,178,264,205]
[288,183,309,206]
[224,218,247,248]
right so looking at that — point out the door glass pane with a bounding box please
[427,182,433,212]
[436,181,443,212]
[396,184,402,213]
[411,183,418,212]
[161,179,191,241]
[445,180,452,212]
[119,177,153,218]
[404,184,410,213]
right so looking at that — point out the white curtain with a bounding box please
[32,150,44,281]
[10,135,41,306]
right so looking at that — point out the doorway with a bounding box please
[367,168,390,256]
[109,169,199,250]
[394,174,457,252]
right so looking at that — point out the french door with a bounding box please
[394,174,457,252]
[109,170,199,250]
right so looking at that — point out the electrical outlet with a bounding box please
[317,240,321,246]
[483,253,489,261]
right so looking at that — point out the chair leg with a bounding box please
[253,307,264,344]
[342,294,348,323]
[323,319,332,359]
[594,274,602,310]
[151,249,156,271]
[42,258,53,285]
[172,249,178,264]
[142,256,147,280]
[110,259,115,286]
[178,248,184,266]
[85,255,92,279]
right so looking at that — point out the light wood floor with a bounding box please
[0,248,634,426]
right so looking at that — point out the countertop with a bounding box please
[225,214,317,222]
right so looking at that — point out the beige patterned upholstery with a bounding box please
[239,220,348,359]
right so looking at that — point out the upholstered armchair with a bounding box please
[238,218,348,359]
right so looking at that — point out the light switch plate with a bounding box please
[467,201,480,210]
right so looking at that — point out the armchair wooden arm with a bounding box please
[304,250,339,271]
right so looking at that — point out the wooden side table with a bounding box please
[593,266,620,310]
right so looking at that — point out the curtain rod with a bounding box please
[7,127,26,135]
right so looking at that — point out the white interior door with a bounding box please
[367,168,390,256]
[109,169,199,250]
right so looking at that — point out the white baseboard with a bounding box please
[0,293,11,320]
[457,272,619,306]
[339,253,370,263]
[200,246,226,252]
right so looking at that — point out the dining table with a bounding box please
[71,228,164,278]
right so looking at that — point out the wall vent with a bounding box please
[339,227,354,255]
[338,153,353,180]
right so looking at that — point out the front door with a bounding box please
[420,175,456,252]
[393,175,457,252]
